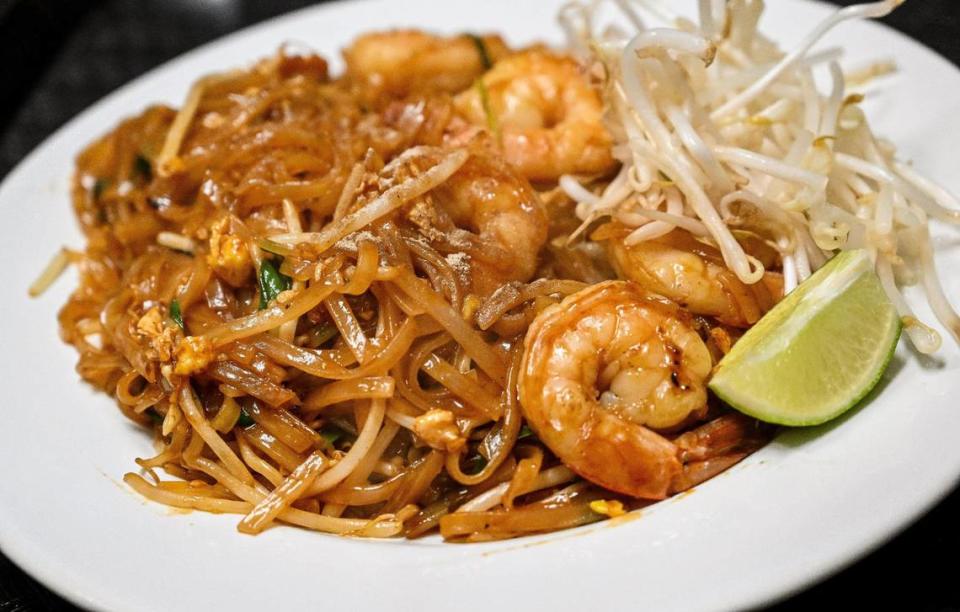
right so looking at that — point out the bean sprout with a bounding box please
[560,0,958,353]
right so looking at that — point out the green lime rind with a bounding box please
[708,250,902,427]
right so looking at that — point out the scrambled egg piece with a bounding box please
[412,409,465,452]
[134,306,177,362]
[589,499,626,518]
[207,218,252,287]
[136,307,164,337]
[174,336,215,376]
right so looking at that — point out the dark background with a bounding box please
[0,0,958,610]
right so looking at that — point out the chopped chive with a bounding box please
[237,408,255,428]
[474,79,501,142]
[469,34,493,70]
[258,259,292,310]
[463,453,488,475]
[134,154,153,181]
[319,425,344,449]
[170,299,184,329]
[518,424,535,440]
[314,323,340,346]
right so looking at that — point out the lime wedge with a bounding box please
[708,250,901,426]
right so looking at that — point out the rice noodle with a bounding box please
[240,425,306,472]
[245,402,320,452]
[381,451,445,513]
[441,486,604,540]
[393,271,507,383]
[207,361,298,407]
[340,239,380,295]
[455,465,576,513]
[303,377,396,411]
[324,293,368,363]
[502,446,544,509]
[474,279,586,336]
[420,355,502,419]
[444,344,524,486]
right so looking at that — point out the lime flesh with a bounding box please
[708,250,902,426]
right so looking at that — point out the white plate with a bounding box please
[1,1,958,610]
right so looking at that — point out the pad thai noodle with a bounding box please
[34,0,958,541]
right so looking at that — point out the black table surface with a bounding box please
[1,0,958,610]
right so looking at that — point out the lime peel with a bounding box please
[708,250,902,427]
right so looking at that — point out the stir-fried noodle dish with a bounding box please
[36,0,960,541]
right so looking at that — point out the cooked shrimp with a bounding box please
[519,281,712,498]
[453,50,616,182]
[410,143,548,297]
[519,281,767,498]
[344,30,509,101]
[605,227,784,328]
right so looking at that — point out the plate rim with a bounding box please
[1,1,959,610]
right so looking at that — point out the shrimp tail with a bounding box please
[669,413,771,493]
[670,453,748,494]
[673,412,758,462]
[579,411,682,499]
